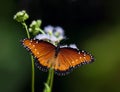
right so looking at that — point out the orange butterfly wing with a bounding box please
[22,39,56,71]
[22,39,94,75]
[54,47,94,75]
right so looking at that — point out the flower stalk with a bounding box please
[45,68,54,92]
[22,22,35,92]
[14,10,35,92]
[22,21,35,92]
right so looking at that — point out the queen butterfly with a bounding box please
[22,38,94,75]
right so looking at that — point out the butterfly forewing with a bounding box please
[22,39,56,71]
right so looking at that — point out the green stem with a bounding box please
[40,29,45,34]
[31,55,35,92]
[45,68,54,92]
[46,68,52,85]
[22,21,35,92]
[22,22,30,38]
[50,69,54,92]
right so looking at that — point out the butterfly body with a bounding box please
[22,38,94,75]
[54,45,60,58]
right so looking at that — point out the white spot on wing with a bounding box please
[82,50,84,53]
[36,41,38,43]
[83,53,86,56]
[30,40,33,42]
[83,57,87,61]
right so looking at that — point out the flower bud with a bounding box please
[29,20,42,35]
[14,10,29,22]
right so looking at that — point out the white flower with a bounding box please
[54,26,64,36]
[57,35,65,41]
[35,34,58,42]
[44,25,54,34]
[60,45,68,48]
[43,25,65,42]
[35,34,49,40]
[69,44,78,49]
[49,35,58,42]
[60,44,78,49]
[35,25,65,44]
[54,26,65,41]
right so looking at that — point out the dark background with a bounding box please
[0,0,120,92]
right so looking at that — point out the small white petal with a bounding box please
[57,35,65,41]
[35,34,49,40]
[69,44,78,49]
[44,25,54,34]
[49,35,58,42]
[54,26,64,35]
[60,45,68,48]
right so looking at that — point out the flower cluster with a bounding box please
[35,25,65,45]
[14,10,77,47]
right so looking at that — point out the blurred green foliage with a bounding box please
[0,0,120,92]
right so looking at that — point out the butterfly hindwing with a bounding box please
[54,47,94,75]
